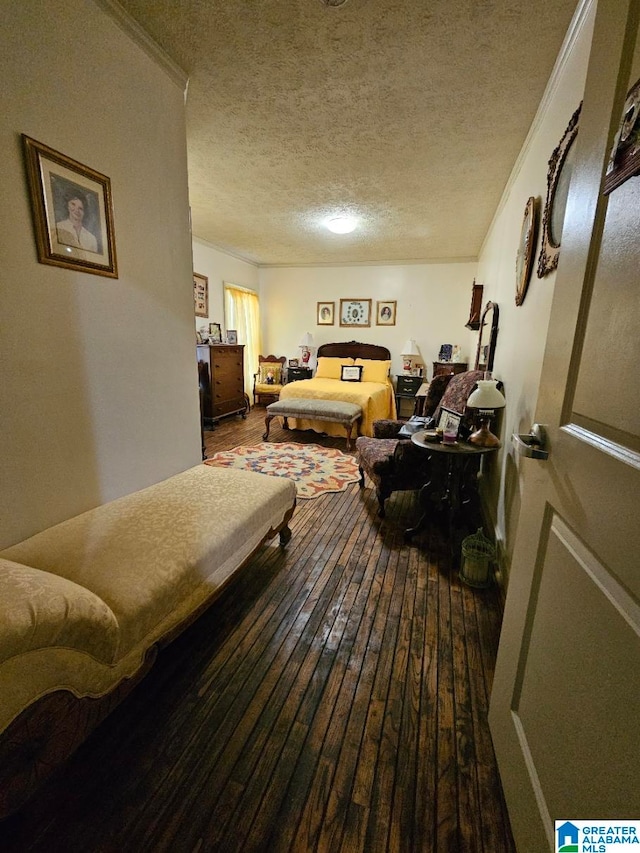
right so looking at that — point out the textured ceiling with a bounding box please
[116,0,579,265]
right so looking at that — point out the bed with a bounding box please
[278,341,397,439]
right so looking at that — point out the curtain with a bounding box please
[224,283,261,395]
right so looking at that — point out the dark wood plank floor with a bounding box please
[1,408,515,853]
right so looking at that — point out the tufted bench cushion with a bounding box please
[264,398,362,449]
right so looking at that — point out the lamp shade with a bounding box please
[401,338,420,357]
[467,379,505,410]
[299,332,314,348]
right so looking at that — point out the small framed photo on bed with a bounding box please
[317,302,335,325]
[376,300,397,326]
[341,364,363,382]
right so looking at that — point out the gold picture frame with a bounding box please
[515,197,537,306]
[317,301,335,325]
[22,135,118,278]
[339,299,372,327]
[376,300,397,326]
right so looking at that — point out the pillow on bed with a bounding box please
[315,357,354,380]
[354,359,391,383]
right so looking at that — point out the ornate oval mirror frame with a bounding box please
[537,102,582,277]
[515,196,537,306]
[474,301,499,374]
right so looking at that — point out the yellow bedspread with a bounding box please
[279,377,396,438]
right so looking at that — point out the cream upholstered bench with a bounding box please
[263,398,362,449]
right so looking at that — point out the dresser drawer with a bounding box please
[215,376,244,395]
[396,375,423,395]
[213,396,246,417]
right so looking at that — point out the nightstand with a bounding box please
[395,374,423,418]
[287,366,313,382]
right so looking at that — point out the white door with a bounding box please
[489,0,640,850]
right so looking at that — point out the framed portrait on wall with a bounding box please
[339,299,372,327]
[194,272,208,318]
[376,300,397,325]
[317,301,335,325]
[22,135,118,278]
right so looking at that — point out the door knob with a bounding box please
[512,423,549,459]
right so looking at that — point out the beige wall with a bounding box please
[192,238,259,338]
[0,0,201,547]
[475,0,595,581]
[259,262,477,376]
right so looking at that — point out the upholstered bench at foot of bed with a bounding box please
[263,398,362,449]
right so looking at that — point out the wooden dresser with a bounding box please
[432,361,468,378]
[197,344,248,425]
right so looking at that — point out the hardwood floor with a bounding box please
[2,409,515,853]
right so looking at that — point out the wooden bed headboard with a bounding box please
[317,341,391,361]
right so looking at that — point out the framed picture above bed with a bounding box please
[376,300,396,326]
[317,302,335,325]
[339,299,371,327]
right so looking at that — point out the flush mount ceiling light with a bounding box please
[326,215,357,234]
[319,0,349,6]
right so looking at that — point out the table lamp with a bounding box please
[466,379,505,447]
[401,339,420,374]
[299,332,314,366]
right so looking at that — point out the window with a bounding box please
[224,283,261,394]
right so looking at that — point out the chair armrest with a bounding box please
[373,419,405,438]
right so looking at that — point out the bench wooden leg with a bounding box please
[345,424,353,450]
[263,414,274,440]
[279,525,292,547]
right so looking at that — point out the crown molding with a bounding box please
[257,256,478,269]
[93,0,188,92]
[478,0,595,257]
[192,236,476,268]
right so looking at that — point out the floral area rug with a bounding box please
[204,442,360,499]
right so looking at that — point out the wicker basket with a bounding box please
[460,528,495,588]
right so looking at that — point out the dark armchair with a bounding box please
[355,370,484,517]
